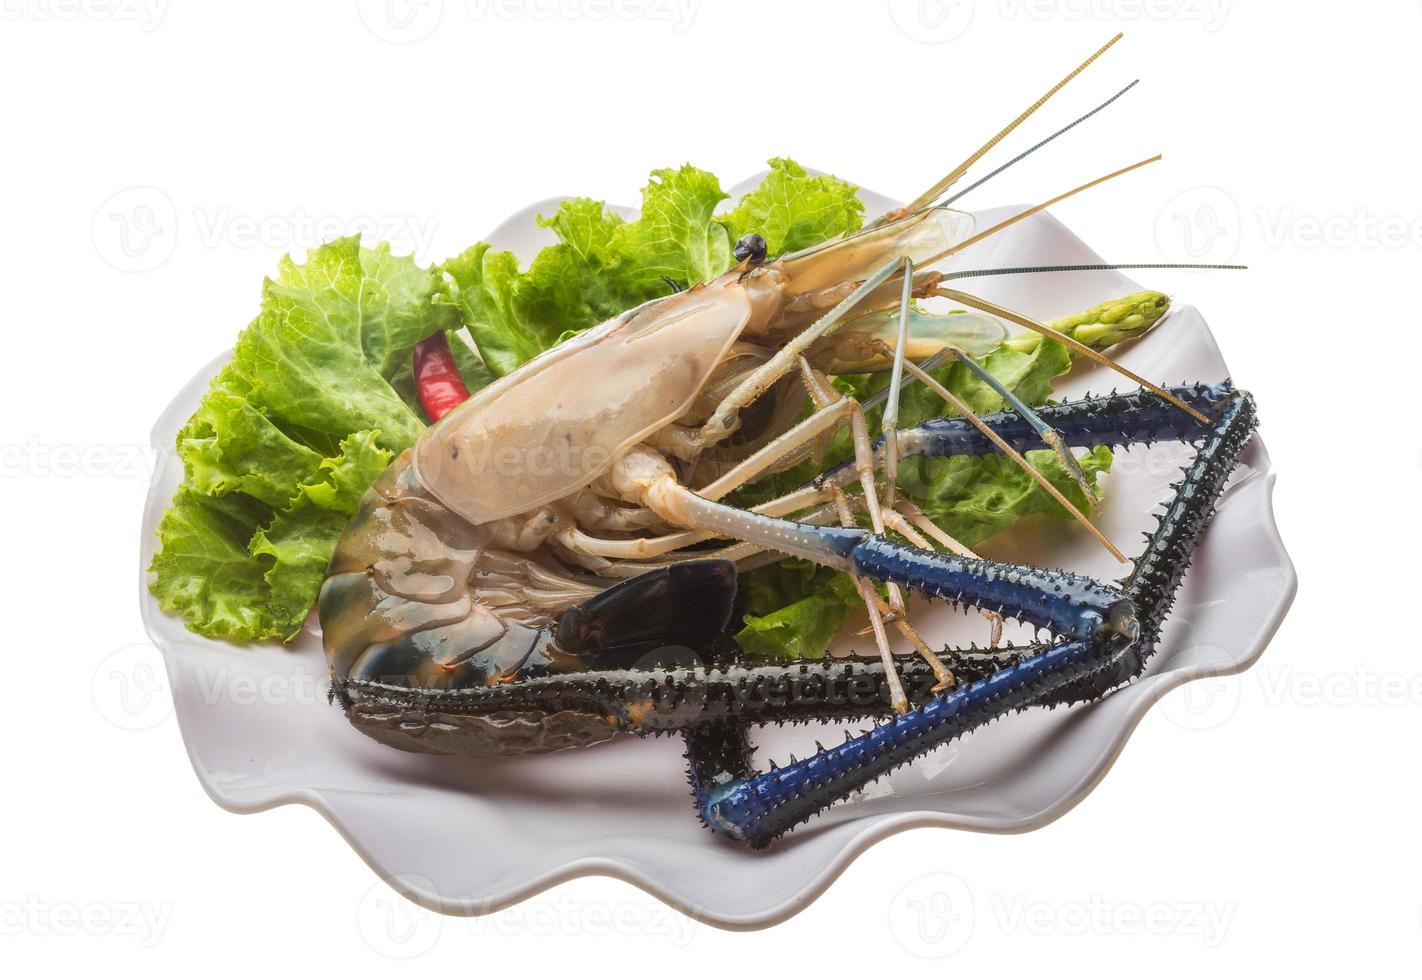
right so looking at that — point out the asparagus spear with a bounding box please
[887,290,1170,510]
[1004,290,1170,355]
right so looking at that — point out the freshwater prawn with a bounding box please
[318,35,1258,846]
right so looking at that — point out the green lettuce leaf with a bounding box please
[719,157,866,256]
[175,376,324,508]
[437,243,550,377]
[438,161,868,376]
[248,431,394,637]
[613,164,731,291]
[437,167,729,376]
[149,488,277,641]
[149,238,451,641]
[232,237,451,451]
[733,561,862,662]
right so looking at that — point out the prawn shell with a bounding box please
[414,279,759,526]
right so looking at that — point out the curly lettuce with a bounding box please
[149,238,449,640]
[720,157,866,257]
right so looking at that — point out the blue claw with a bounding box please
[702,636,1123,848]
[848,536,1134,641]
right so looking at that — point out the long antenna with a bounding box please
[919,154,1162,268]
[940,262,1248,280]
[943,80,1140,206]
[886,33,1125,221]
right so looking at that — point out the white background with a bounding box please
[3,0,1418,972]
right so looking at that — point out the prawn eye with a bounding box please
[734,233,767,266]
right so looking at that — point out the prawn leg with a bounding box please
[697,254,914,449]
[627,450,1138,654]
[796,358,957,696]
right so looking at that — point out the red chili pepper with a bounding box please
[413,332,473,423]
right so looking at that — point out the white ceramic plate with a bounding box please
[138,173,1296,929]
